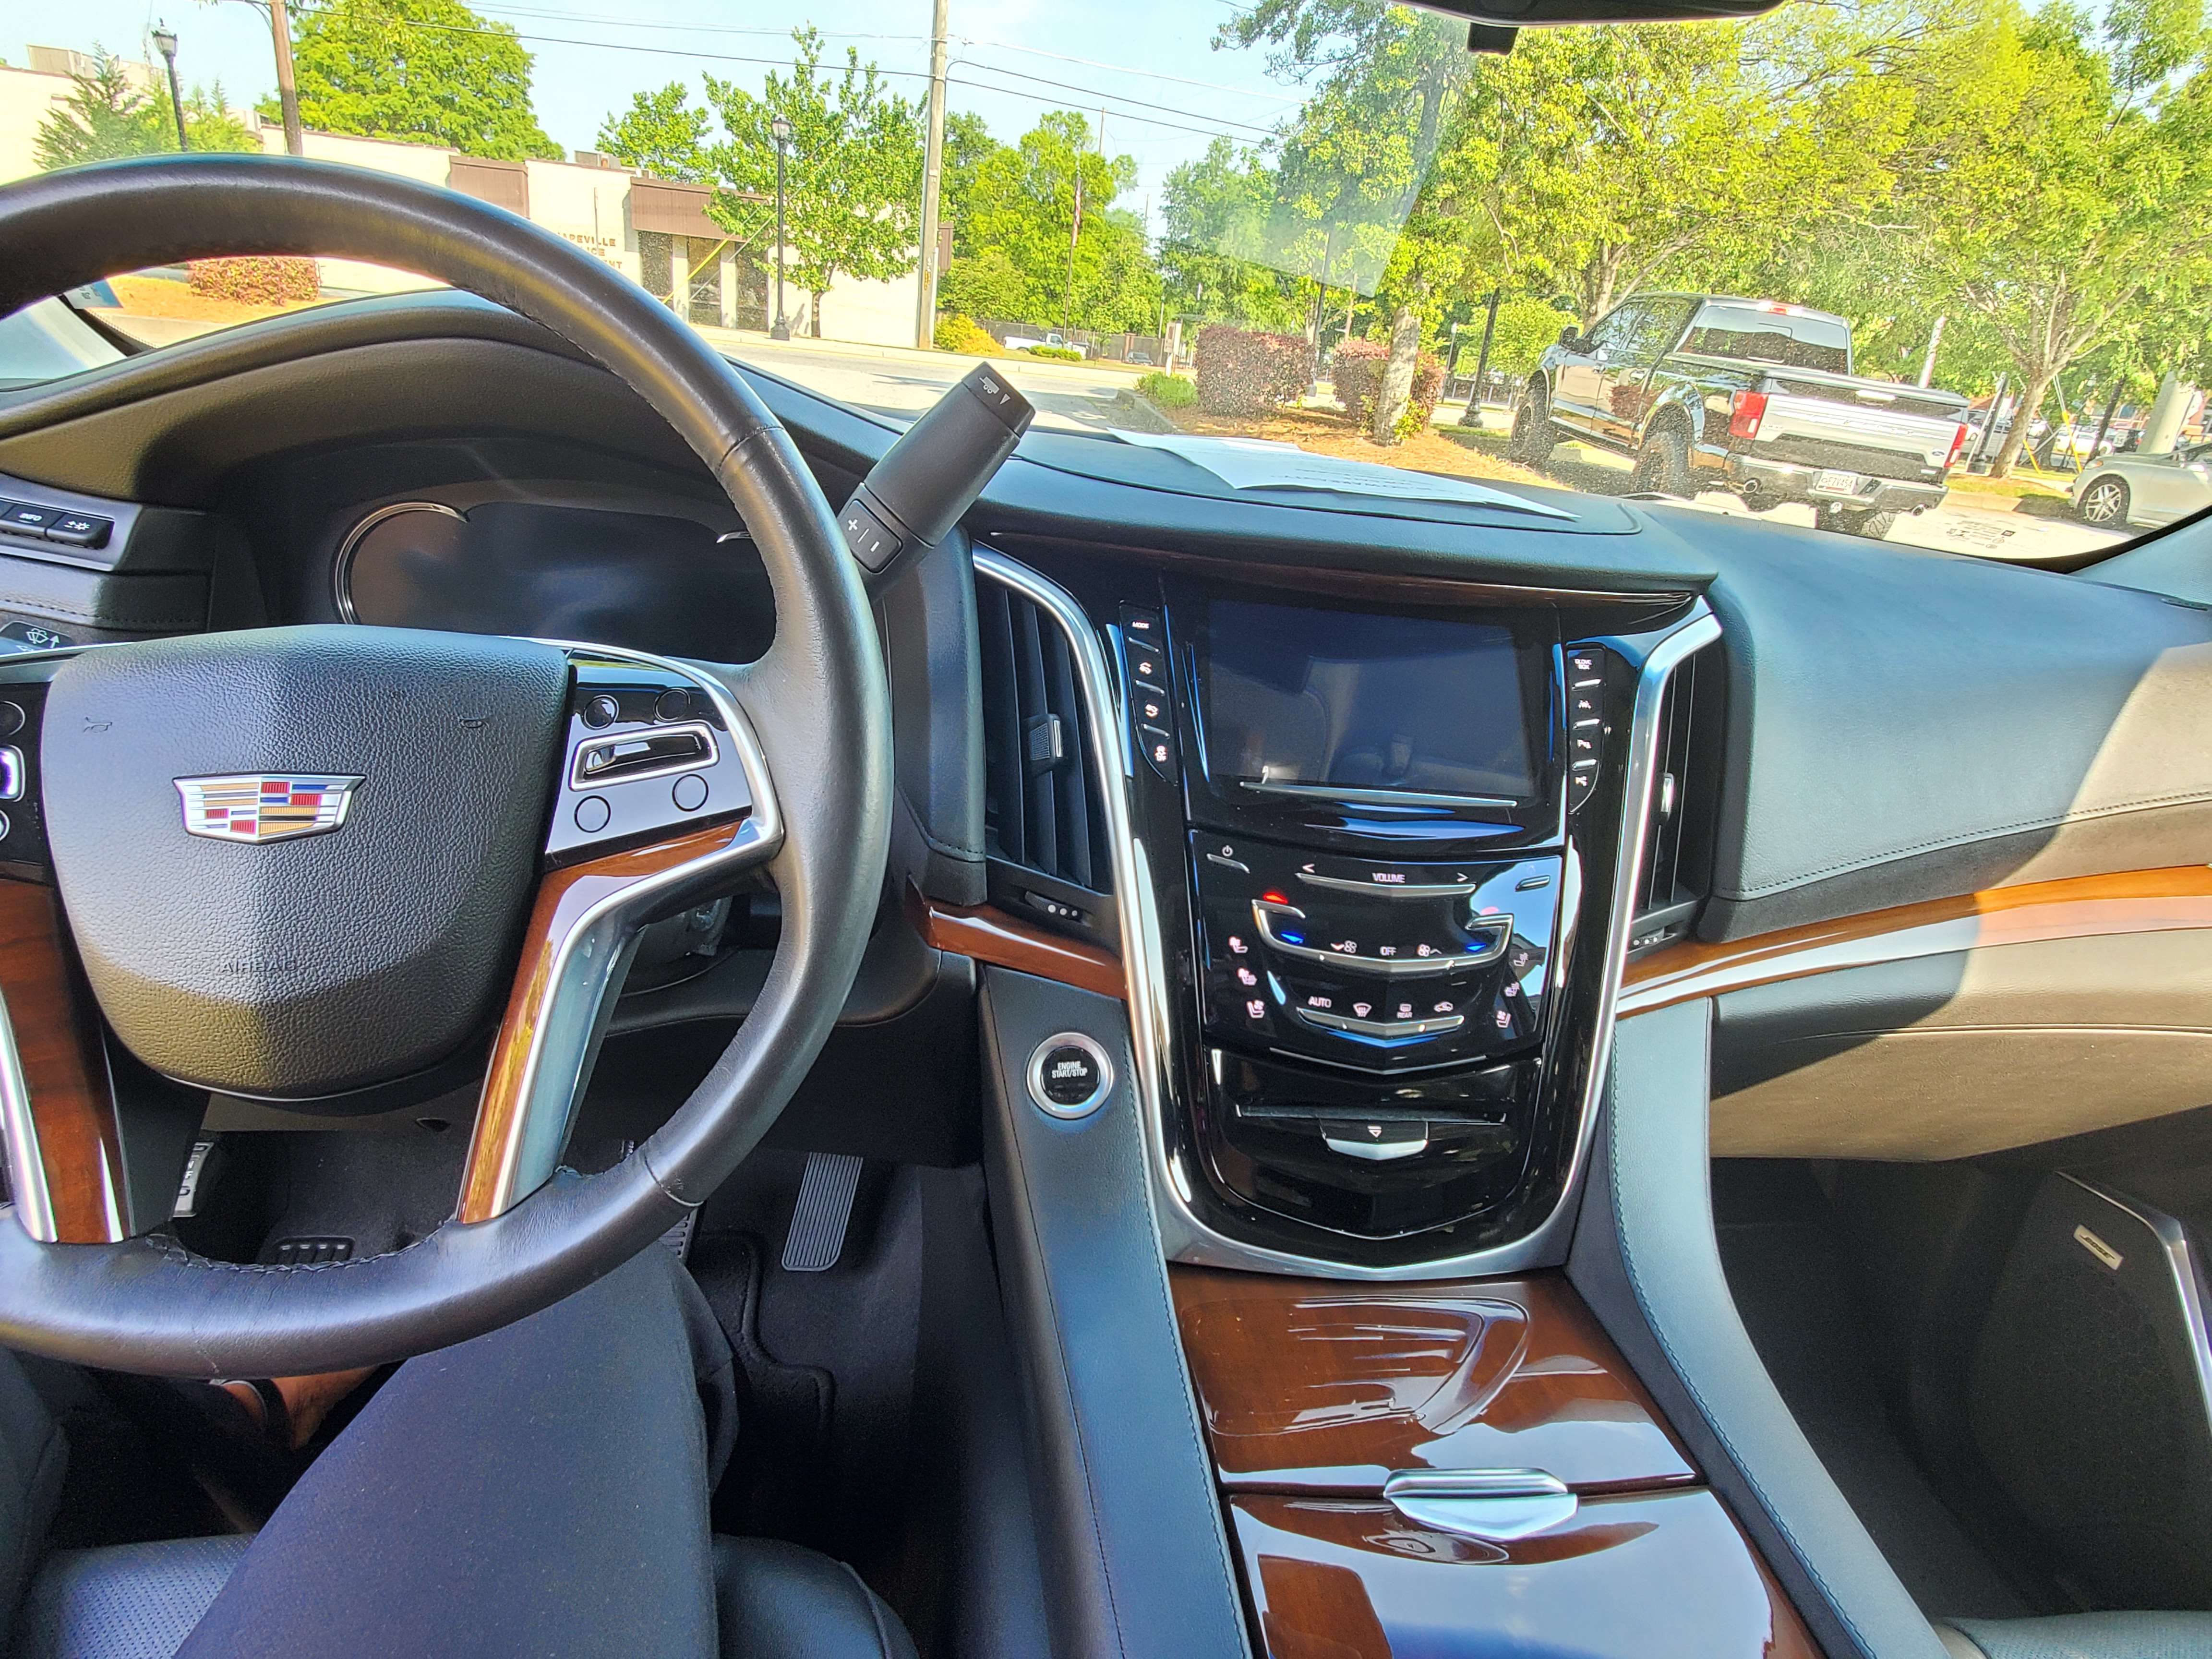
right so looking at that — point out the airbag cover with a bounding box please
[42,625,567,1097]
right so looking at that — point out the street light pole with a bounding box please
[769,114,792,341]
[151,24,188,151]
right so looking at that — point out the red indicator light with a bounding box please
[1261,890,1288,904]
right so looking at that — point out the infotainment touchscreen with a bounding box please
[1201,600,1534,803]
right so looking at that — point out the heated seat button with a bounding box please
[1139,724,1176,774]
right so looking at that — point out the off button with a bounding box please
[1027,1033,1114,1119]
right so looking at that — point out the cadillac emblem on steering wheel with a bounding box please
[174,773,364,843]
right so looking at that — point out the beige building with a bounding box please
[2,49,922,347]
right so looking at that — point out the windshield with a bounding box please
[8,0,2209,559]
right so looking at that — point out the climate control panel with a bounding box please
[1192,834,1561,1074]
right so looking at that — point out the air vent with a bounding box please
[1628,645,1722,957]
[976,576,1117,941]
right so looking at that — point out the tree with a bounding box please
[1159,139,1307,332]
[36,48,259,168]
[597,82,710,180]
[1896,0,2212,474]
[265,0,561,161]
[701,30,923,337]
[953,112,1154,331]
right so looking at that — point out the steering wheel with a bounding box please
[0,156,892,1376]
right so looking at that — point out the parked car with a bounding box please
[1510,294,1972,538]
[1129,350,1153,366]
[2073,440,2212,528]
[1004,331,1089,359]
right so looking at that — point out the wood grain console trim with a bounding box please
[0,879,126,1242]
[906,881,1125,1000]
[1620,864,2212,1016]
[457,820,743,1225]
[1170,1265,1695,1493]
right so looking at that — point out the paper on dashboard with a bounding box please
[1110,430,1576,520]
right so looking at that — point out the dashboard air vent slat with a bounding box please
[976,578,1110,897]
[1629,643,1722,955]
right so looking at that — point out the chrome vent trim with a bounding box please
[974,575,1113,894]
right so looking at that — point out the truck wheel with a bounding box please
[1507,393,1556,466]
[1630,425,1693,497]
[1834,507,1897,540]
[2078,477,2129,525]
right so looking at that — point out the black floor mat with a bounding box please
[1714,1161,2033,1622]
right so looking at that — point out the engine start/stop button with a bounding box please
[1027,1033,1114,1119]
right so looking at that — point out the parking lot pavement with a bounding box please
[709,331,1150,433]
[1535,437,2132,563]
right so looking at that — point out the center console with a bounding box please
[1100,569,1715,1274]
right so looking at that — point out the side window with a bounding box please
[1619,300,1693,366]
[1584,303,1642,357]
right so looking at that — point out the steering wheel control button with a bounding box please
[655,688,692,722]
[573,795,612,834]
[671,773,709,812]
[0,701,21,737]
[581,693,621,729]
[0,748,21,801]
[1027,1033,1114,1119]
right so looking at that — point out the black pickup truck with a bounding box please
[1507,294,1974,538]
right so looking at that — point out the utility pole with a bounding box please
[152,24,188,151]
[2090,373,2127,460]
[1966,372,2007,471]
[269,0,304,156]
[914,0,949,350]
[1917,314,1946,388]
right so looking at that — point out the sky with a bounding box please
[13,0,1321,232]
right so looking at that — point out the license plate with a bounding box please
[1815,468,1861,494]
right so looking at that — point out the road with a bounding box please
[710,331,1161,434]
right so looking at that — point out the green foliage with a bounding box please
[36,49,260,168]
[1332,335,1444,436]
[597,82,710,180]
[934,313,1000,355]
[939,248,1034,322]
[1025,344,1083,361]
[947,112,1159,331]
[1482,298,1578,382]
[267,0,560,159]
[1195,325,1310,415]
[701,28,923,329]
[1139,371,1197,409]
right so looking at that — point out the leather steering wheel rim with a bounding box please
[0,156,892,1376]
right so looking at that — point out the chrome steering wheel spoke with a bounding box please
[455,645,781,1224]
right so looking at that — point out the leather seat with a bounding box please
[1938,1613,2212,1658]
[12,1534,915,1659]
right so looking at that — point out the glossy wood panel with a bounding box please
[1171,1265,1694,1493]
[906,880,1125,1000]
[0,878,125,1242]
[457,820,742,1224]
[1232,1490,1823,1659]
[1620,864,2212,1016]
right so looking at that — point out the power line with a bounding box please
[943,52,1277,136]
[957,36,1302,106]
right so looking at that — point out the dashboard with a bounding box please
[0,290,2208,1280]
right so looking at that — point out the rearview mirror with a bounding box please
[1558,326,1582,348]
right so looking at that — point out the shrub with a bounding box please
[1024,344,1082,361]
[1138,371,1196,409]
[187,256,321,306]
[934,312,999,356]
[1332,336,1447,439]
[1194,325,1310,416]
